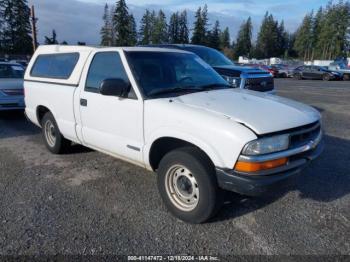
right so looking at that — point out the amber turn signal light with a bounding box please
[235,157,288,172]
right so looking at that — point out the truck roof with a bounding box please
[34,45,191,54]
[24,45,191,86]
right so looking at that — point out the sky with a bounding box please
[28,0,330,45]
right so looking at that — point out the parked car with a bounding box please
[293,65,343,81]
[25,45,323,223]
[0,62,25,111]
[10,59,29,69]
[244,64,279,78]
[143,44,275,94]
[259,65,279,78]
[328,62,350,81]
[271,64,294,78]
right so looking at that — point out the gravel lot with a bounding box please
[0,79,349,256]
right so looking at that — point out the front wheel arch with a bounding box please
[148,137,215,172]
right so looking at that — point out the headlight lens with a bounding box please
[222,75,241,88]
[242,134,290,155]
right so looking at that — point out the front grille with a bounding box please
[1,89,24,96]
[289,121,321,148]
[244,77,274,91]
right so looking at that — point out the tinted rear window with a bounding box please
[30,53,79,79]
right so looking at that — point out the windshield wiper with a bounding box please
[148,86,203,97]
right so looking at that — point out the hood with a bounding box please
[173,89,320,135]
[213,65,271,78]
[0,79,24,89]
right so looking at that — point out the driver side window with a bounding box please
[85,52,136,99]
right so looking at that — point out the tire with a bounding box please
[157,147,222,224]
[41,112,70,154]
[323,74,331,81]
[343,74,350,81]
[281,73,287,78]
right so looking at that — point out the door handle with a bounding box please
[80,98,87,107]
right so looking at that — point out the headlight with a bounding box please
[242,134,290,155]
[222,75,241,88]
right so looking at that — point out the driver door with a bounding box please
[78,51,144,164]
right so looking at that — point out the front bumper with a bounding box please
[0,97,25,111]
[216,141,324,196]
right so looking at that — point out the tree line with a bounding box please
[101,0,350,60]
[0,0,349,60]
[100,1,231,51]
[294,1,350,60]
[0,0,33,55]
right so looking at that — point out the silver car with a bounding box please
[0,62,25,111]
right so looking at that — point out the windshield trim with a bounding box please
[124,50,230,100]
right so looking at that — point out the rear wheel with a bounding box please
[157,147,222,224]
[41,112,70,154]
[343,74,350,81]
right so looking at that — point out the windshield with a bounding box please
[126,51,230,98]
[0,64,24,79]
[338,63,348,69]
[183,46,234,67]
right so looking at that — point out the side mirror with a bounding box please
[100,78,130,97]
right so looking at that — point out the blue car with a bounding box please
[0,62,25,111]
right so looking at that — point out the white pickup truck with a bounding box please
[24,45,323,223]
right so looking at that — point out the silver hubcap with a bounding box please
[44,120,56,147]
[165,165,199,212]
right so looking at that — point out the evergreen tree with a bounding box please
[152,10,168,44]
[45,30,58,45]
[191,5,208,45]
[128,14,137,46]
[178,10,189,44]
[100,4,113,46]
[208,20,221,50]
[168,12,180,44]
[234,17,252,58]
[2,0,33,54]
[276,21,288,57]
[255,12,279,58]
[0,1,4,53]
[139,10,156,45]
[110,6,116,45]
[312,7,324,59]
[294,12,314,60]
[220,27,230,50]
[286,32,297,58]
[113,0,134,46]
[317,2,350,59]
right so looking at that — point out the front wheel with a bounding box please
[41,112,70,154]
[323,74,331,81]
[157,147,222,224]
[343,74,350,81]
[294,74,302,80]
